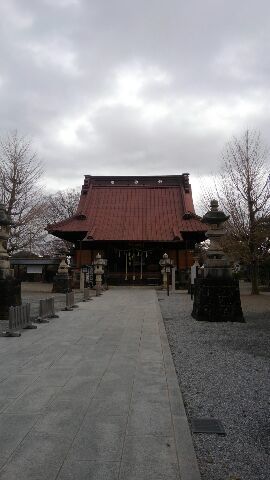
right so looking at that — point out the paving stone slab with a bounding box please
[33,401,86,437]
[127,401,172,436]
[88,391,131,416]
[155,295,202,480]
[62,375,100,397]
[79,414,127,437]
[68,429,124,462]
[0,414,39,466]
[119,462,180,480]
[0,288,201,480]
[4,385,60,414]
[45,391,91,414]
[34,368,73,387]
[122,435,177,465]
[57,460,120,480]
[0,374,38,398]
[0,431,71,480]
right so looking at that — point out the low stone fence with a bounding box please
[0,303,37,337]
[0,289,87,336]
[37,298,59,323]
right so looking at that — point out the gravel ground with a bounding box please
[158,287,270,480]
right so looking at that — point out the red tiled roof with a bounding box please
[48,175,206,242]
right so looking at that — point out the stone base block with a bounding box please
[192,277,244,322]
[0,277,21,320]
[52,274,71,293]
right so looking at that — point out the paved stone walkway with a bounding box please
[0,288,200,480]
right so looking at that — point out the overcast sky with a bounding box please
[0,0,269,203]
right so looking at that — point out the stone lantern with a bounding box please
[94,253,107,295]
[52,254,71,293]
[0,203,21,319]
[192,200,244,322]
[159,253,172,290]
[201,199,231,278]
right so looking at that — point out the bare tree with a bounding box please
[44,188,80,225]
[0,131,44,253]
[40,188,80,256]
[201,130,270,294]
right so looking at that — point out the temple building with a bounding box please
[48,174,206,286]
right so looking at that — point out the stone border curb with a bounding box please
[155,295,202,480]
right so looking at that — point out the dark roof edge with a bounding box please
[84,173,189,178]
[81,173,191,193]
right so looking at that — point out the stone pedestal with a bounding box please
[95,273,103,295]
[0,276,21,320]
[161,268,167,289]
[53,256,71,293]
[52,274,71,293]
[192,277,244,322]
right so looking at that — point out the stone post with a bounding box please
[80,271,85,292]
[161,267,167,289]
[0,203,21,319]
[192,200,244,322]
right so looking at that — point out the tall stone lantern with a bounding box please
[94,253,107,295]
[0,203,21,319]
[192,200,244,322]
[159,253,172,290]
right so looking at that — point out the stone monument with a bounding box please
[192,199,244,322]
[0,203,21,319]
[52,255,71,293]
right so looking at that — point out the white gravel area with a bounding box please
[158,289,270,480]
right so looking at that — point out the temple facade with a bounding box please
[48,174,206,286]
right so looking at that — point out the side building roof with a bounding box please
[47,174,206,242]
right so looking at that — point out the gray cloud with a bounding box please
[0,0,270,198]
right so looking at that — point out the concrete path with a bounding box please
[0,288,200,480]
